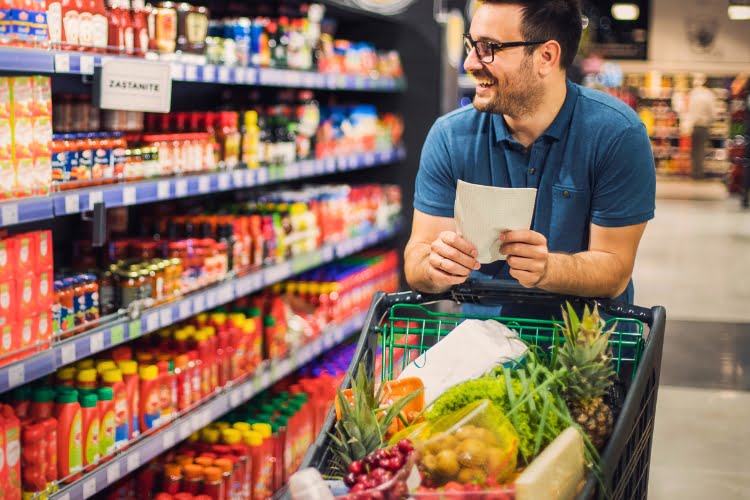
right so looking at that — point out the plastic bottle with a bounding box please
[41,417,58,490]
[9,387,31,420]
[120,0,134,54]
[243,429,269,500]
[76,368,98,395]
[156,360,175,425]
[97,387,116,460]
[116,359,140,439]
[55,389,82,481]
[183,464,204,495]
[130,0,148,55]
[223,428,250,500]
[201,466,224,500]
[173,354,191,411]
[139,364,161,432]
[57,366,77,387]
[79,392,99,471]
[21,421,46,498]
[100,369,128,450]
[213,458,234,500]
[162,463,183,495]
[30,387,57,420]
[96,359,117,379]
[187,349,202,404]
[90,0,108,51]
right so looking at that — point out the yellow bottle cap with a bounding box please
[193,332,208,342]
[201,326,216,337]
[101,369,123,384]
[174,329,191,342]
[76,359,95,370]
[232,422,251,432]
[211,313,227,326]
[214,422,230,431]
[139,365,159,380]
[57,367,76,382]
[242,430,263,447]
[183,325,197,335]
[201,428,220,444]
[196,314,208,326]
[117,360,138,376]
[229,313,245,325]
[188,431,201,443]
[76,368,97,384]
[221,428,242,445]
[241,321,255,335]
[252,423,272,439]
[96,360,117,374]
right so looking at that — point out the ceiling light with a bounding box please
[728,5,750,20]
[611,3,640,21]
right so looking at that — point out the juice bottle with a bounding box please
[138,364,160,432]
[75,133,94,182]
[30,387,57,420]
[76,368,98,395]
[117,359,140,439]
[111,131,127,178]
[79,392,99,471]
[55,389,82,482]
[156,360,174,425]
[41,417,58,490]
[57,366,77,387]
[96,387,115,460]
[173,354,191,411]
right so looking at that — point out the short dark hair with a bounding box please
[479,0,582,69]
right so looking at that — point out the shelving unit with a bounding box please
[0,147,405,227]
[50,310,367,500]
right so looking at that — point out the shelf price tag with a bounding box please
[157,181,170,199]
[60,343,76,366]
[198,176,210,193]
[246,68,257,84]
[80,55,95,75]
[123,186,136,205]
[111,324,124,345]
[178,300,191,320]
[162,430,175,449]
[193,294,206,313]
[88,191,103,210]
[65,194,80,214]
[8,364,24,387]
[146,313,159,332]
[106,463,121,485]
[83,478,97,499]
[170,62,184,80]
[203,65,216,82]
[160,308,173,327]
[243,383,253,400]
[127,451,141,472]
[175,179,188,197]
[256,168,268,185]
[218,173,230,191]
[185,64,198,81]
[128,320,142,340]
[1,203,18,226]
[89,332,104,354]
[234,67,245,84]
[218,66,230,83]
[229,390,241,407]
[54,53,70,73]
[232,170,245,188]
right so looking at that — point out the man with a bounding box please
[404,0,655,316]
[685,73,717,180]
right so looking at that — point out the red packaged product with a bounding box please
[11,233,35,272]
[16,273,36,317]
[0,238,15,280]
[21,421,46,498]
[18,315,36,352]
[0,279,15,317]
[2,404,21,500]
[41,417,58,487]
[38,269,53,309]
[36,230,53,271]
[35,311,52,349]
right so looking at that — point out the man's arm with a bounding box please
[500,222,647,298]
[404,209,480,293]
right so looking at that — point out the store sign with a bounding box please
[96,59,172,113]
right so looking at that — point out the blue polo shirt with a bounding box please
[414,80,655,319]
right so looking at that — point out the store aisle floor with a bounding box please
[636,196,750,499]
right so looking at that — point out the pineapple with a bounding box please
[328,362,421,474]
[556,302,616,449]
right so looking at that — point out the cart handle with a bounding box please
[388,279,654,324]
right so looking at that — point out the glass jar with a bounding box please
[119,269,143,308]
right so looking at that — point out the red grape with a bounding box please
[349,460,364,475]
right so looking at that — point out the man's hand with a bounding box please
[500,229,550,288]
[426,231,481,288]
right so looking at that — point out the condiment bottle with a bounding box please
[101,369,129,450]
[116,360,140,439]
[79,392,100,471]
[96,387,116,460]
[131,0,149,55]
[139,364,161,431]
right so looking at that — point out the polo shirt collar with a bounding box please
[492,78,578,143]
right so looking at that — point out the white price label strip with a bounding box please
[127,451,141,472]
[123,186,136,205]
[185,64,198,81]
[176,179,188,197]
[106,463,121,485]
[157,181,170,199]
[162,430,175,449]
[1,203,18,225]
[232,170,244,187]
[218,66,230,83]
[170,63,184,80]
[89,332,104,353]
[80,55,95,75]
[198,176,210,193]
[160,308,173,326]
[83,478,97,499]
[60,343,76,366]
[218,173,230,190]
[179,300,191,319]
[179,420,192,439]
[146,313,159,332]
[203,65,216,81]
[8,364,24,387]
[230,390,241,407]
[55,53,70,73]
[193,294,206,312]
[65,194,80,214]
[89,191,103,210]
[243,383,253,400]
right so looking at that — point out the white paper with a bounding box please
[454,180,537,264]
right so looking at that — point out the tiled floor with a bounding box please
[634,188,750,499]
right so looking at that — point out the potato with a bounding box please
[456,438,487,467]
[435,449,460,478]
[458,467,487,484]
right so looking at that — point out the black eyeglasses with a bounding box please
[463,33,547,63]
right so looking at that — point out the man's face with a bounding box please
[464,3,545,117]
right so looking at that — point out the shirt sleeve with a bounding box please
[413,119,457,218]
[591,122,656,227]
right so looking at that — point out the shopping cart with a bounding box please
[300,279,667,500]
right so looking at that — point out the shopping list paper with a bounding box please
[454,180,537,264]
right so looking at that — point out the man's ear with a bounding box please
[536,40,562,76]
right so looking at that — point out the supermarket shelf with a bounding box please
[0,147,406,226]
[0,221,401,393]
[0,47,405,91]
[50,310,366,500]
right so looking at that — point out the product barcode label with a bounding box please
[256,168,268,184]
[123,186,136,205]
[246,68,257,84]
[157,181,170,200]
[1,204,18,226]
[244,169,255,186]
[127,452,141,472]
[185,64,198,81]
[179,420,192,440]
[80,55,95,75]
[89,332,104,353]
[234,67,246,84]
[65,194,80,214]
[8,364,24,387]
[60,343,76,366]
[54,53,70,73]
[232,170,245,187]
[106,463,121,485]
[83,478,97,499]
[175,179,188,197]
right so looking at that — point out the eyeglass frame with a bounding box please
[463,33,548,63]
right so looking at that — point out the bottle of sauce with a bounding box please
[162,463,183,496]
[120,0,134,54]
[201,466,224,500]
[83,273,100,322]
[21,422,47,499]
[96,387,116,460]
[41,417,59,490]
[76,368,98,395]
[173,354,191,412]
[243,429,270,500]
[156,360,175,425]
[139,364,160,432]
[55,389,83,482]
[218,112,240,169]
[155,1,176,53]
[187,5,208,55]
[77,0,94,49]
[130,0,148,55]
[187,349,202,404]
[47,0,63,48]
[79,392,100,472]
[106,0,123,53]
[174,1,189,52]
[182,464,204,495]
[101,369,129,451]
[116,360,140,439]
[91,0,108,51]
[30,387,57,420]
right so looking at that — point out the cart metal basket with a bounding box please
[300,280,667,499]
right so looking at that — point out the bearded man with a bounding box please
[404,0,655,317]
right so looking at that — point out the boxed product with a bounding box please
[35,310,51,350]
[35,230,52,272]
[16,273,36,317]
[18,316,34,351]
[0,78,14,199]
[11,233,36,271]
[0,237,14,279]
[0,280,15,318]
[37,269,53,308]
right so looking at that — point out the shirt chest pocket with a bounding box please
[550,184,592,253]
